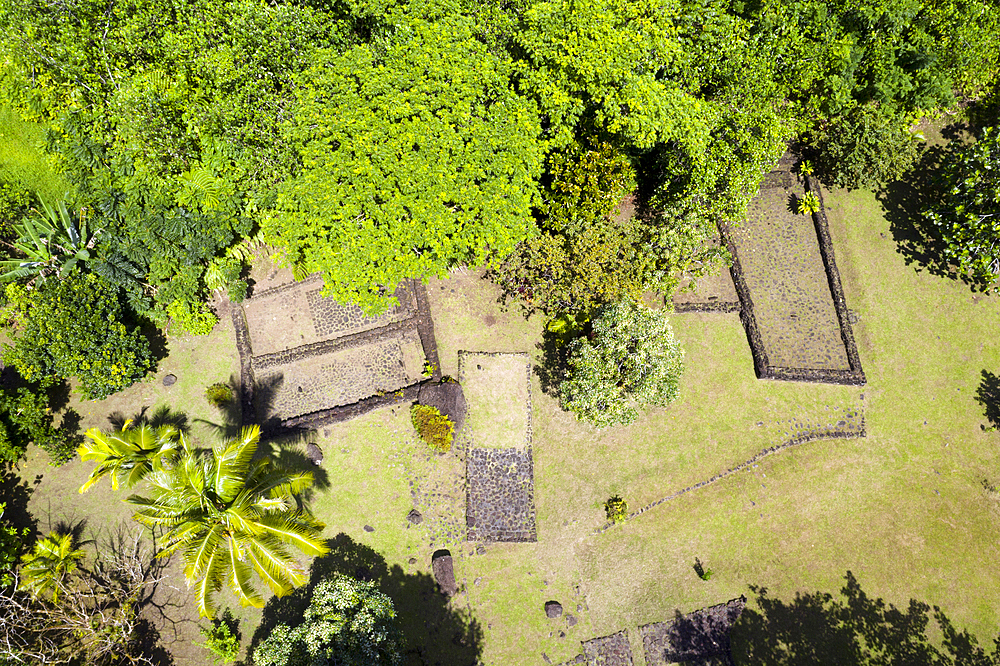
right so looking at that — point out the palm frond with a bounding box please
[254,514,329,557]
[226,539,264,608]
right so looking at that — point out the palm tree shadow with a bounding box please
[249,533,484,666]
[194,373,285,440]
[975,370,1000,430]
[731,571,1000,665]
[108,405,190,434]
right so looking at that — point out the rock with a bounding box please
[162,374,177,387]
[363,525,375,533]
[559,631,566,638]
[542,654,552,664]
[566,614,577,627]
[431,550,458,597]
[476,544,486,555]
[545,601,563,619]
[407,509,423,525]
[408,557,417,565]
[305,442,323,465]
[417,380,467,435]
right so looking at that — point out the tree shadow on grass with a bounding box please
[0,463,39,546]
[975,370,1000,430]
[878,134,993,292]
[731,571,1000,665]
[249,533,484,666]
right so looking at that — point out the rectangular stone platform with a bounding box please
[466,448,536,542]
[640,596,746,666]
[242,278,417,356]
[724,155,864,385]
[253,329,426,421]
[460,352,536,542]
[583,631,634,666]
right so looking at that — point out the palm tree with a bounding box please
[125,425,329,618]
[77,420,181,493]
[19,532,85,602]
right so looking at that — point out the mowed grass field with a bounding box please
[14,178,1000,665]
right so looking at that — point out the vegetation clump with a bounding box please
[254,573,403,666]
[411,404,455,453]
[605,495,628,524]
[196,610,241,664]
[2,273,153,400]
[921,125,1000,287]
[205,382,234,408]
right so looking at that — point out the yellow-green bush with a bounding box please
[410,404,454,453]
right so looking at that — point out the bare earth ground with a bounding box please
[12,177,1000,665]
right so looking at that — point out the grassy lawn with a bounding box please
[11,175,1000,664]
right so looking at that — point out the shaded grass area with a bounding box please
[0,104,70,203]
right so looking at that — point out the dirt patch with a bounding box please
[459,351,530,450]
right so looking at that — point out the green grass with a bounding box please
[0,104,71,204]
[10,177,1000,665]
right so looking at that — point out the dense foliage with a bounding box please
[2,274,153,399]
[0,502,28,587]
[0,385,79,466]
[560,301,684,427]
[253,574,404,666]
[921,126,1000,286]
[0,0,997,318]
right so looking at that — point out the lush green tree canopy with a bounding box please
[1,274,153,400]
[253,574,404,666]
[0,0,996,318]
[268,0,543,311]
[921,126,1000,286]
[559,300,684,427]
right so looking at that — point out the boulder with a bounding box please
[417,380,467,435]
[545,601,563,619]
[305,442,324,465]
[432,549,458,597]
[407,509,423,525]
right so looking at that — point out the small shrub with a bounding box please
[605,495,628,524]
[205,383,234,408]
[694,557,713,581]
[797,192,820,215]
[196,609,241,664]
[410,404,454,453]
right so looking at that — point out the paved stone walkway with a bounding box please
[460,352,536,542]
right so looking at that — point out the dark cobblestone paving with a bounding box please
[305,283,414,339]
[582,631,633,666]
[466,447,536,542]
[641,597,745,666]
[732,164,850,370]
